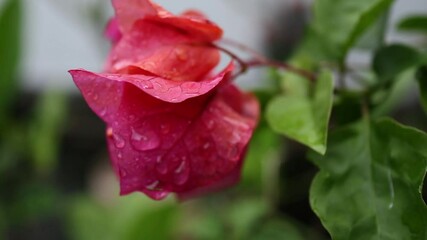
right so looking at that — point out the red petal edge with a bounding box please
[69,62,233,105]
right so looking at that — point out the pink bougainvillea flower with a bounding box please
[69,0,259,200]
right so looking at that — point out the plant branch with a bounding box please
[207,42,317,82]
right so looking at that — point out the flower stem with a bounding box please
[209,41,317,82]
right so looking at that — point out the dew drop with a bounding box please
[223,116,250,130]
[146,180,159,190]
[93,94,99,101]
[230,132,242,144]
[149,191,169,200]
[100,107,107,117]
[113,133,126,149]
[175,161,186,174]
[203,142,211,150]
[130,128,160,151]
[174,161,189,185]
[156,156,168,174]
[143,81,154,89]
[175,172,189,186]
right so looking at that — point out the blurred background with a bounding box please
[0,0,426,239]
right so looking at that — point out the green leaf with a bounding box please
[297,0,393,61]
[267,70,334,154]
[416,65,427,114]
[398,15,427,33]
[310,119,427,240]
[371,69,416,117]
[0,0,21,125]
[373,44,422,83]
[354,12,388,50]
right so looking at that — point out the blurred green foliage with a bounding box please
[1,0,427,239]
[0,0,21,131]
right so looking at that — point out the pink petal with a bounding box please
[112,0,222,41]
[105,20,220,82]
[105,17,122,44]
[69,62,233,105]
[145,13,223,42]
[112,0,171,33]
[69,69,259,200]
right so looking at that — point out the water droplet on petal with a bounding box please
[146,180,159,190]
[149,191,169,200]
[113,133,126,149]
[174,161,189,185]
[156,156,168,174]
[175,161,185,174]
[175,172,189,186]
[203,142,211,150]
[230,132,242,144]
[93,94,99,101]
[223,116,250,130]
[143,81,153,89]
[131,128,160,151]
[100,107,107,117]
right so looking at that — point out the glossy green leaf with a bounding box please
[0,0,21,124]
[416,65,427,114]
[373,44,422,82]
[267,70,334,154]
[310,119,427,240]
[398,15,427,33]
[297,0,393,61]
